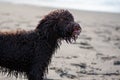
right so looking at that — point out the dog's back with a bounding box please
[0,31,36,73]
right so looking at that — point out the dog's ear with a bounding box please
[37,18,57,28]
[36,18,57,36]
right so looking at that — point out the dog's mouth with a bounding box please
[64,25,81,43]
[72,26,81,40]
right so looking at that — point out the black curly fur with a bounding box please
[0,9,81,80]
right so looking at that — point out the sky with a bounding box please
[0,0,120,13]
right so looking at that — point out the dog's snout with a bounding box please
[74,23,81,31]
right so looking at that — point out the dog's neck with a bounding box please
[46,33,60,50]
[35,29,60,50]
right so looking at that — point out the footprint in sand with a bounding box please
[101,56,117,61]
[71,63,87,69]
[96,53,104,58]
[53,68,77,79]
[96,53,117,61]
[115,26,120,31]
[114,61,120,66]
[79,41,94,49]
[65,56,78,59]
[55,56,78,59]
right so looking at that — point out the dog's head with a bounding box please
[36,9,81,42]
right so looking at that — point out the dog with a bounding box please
[0,9,81,80]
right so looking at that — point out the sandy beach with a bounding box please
[0,2,120,80]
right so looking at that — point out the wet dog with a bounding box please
[0,9,81,80]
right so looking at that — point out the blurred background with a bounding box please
[0,0,120,13]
